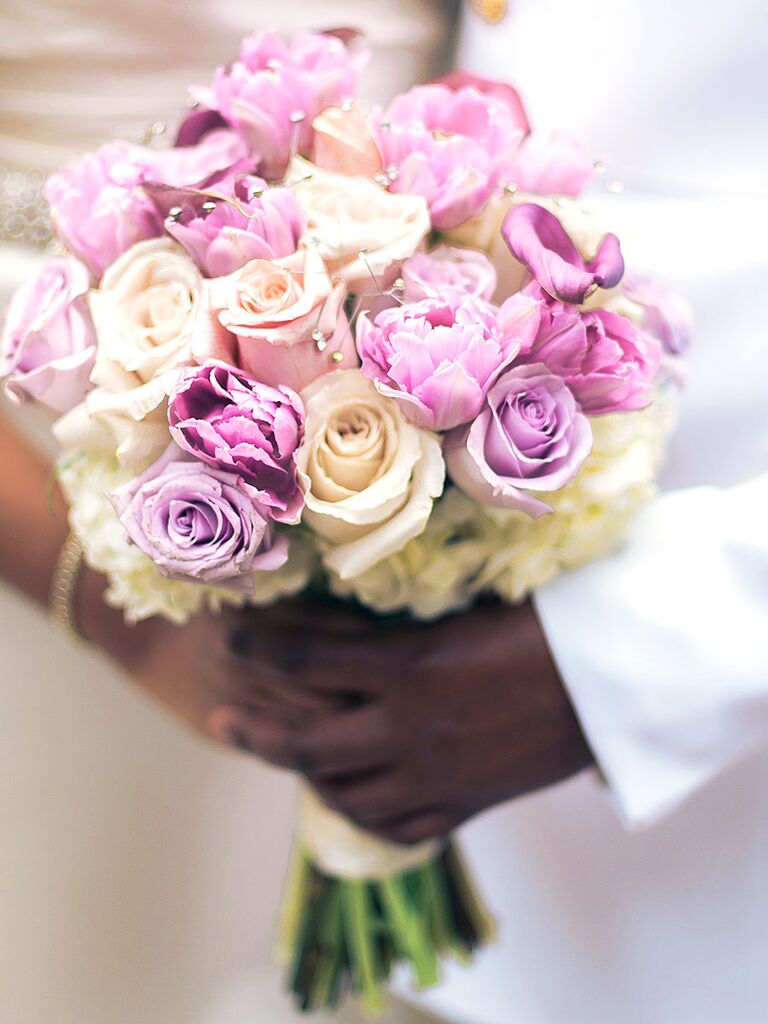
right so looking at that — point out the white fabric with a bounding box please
[400,2,768,1023]
[0,4,451,1024]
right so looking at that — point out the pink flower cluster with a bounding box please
[0,29,685,587]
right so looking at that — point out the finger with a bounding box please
[366,809,458,847]
[312,770,429,826]
[206,706,304,768]
[227,620,393,696]
[208,702,398,775]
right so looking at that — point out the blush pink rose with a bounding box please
[193,246,357,392]
[311,104,385,179]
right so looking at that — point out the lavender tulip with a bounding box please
[111,448,288,586]
[445,363,593,517]
[502,203,624,304]
[45,131,249,278]
[168,362,305,524]
[164,175,305,277]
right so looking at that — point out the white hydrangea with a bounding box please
[331,389,677,618]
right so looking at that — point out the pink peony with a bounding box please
[355,293,539,431]
[376,84,526,230]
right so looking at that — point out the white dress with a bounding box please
[401,2,768,1023]
[0,5,451,1024]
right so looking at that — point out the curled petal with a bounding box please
[502,202,624,304]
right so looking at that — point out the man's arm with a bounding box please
[535,472,768,826]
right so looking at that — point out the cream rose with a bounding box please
[194,246,357,393]
[292,160,431,293]
[297,369,445,579]
[90,237,202,386]
[447,191,610,303]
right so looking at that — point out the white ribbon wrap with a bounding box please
[298,783,440,881]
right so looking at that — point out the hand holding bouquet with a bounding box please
[2,27,690,1014]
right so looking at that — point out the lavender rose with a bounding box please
[355,293,539,431]
[520,288,662,415]
[445,363,593,517]
[1,257,96,412]
[165,175,305,277]
[401,246,497,303]
[168,362,305,524]
[111,448,288,586]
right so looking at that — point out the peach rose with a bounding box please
[193,246,357,393]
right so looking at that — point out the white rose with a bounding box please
[90,237,202,386]
[53,369,180,471]
[446,191,610,302]
[297,369,445,579]
[292,160,431,293]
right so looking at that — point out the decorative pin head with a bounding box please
[168,206,183,222]
[331,351,344,364]
[504,182,518,195]
[607,180,625,194]
[201,200,217,213]
[290,110,306,124]
[593,159,607,174]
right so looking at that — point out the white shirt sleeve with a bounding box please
[534,471,768,828]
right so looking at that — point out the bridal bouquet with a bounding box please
[1,27,690,1014]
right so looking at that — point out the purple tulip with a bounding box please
[377,84,526,230]
[502,203,624,304]
[520,289,662,415]
[111,448,288,587]
[446,363,593,518]
[356,293,539,431]
[401,246,497,303]
[1,257,96,412]
[168,362,305,524]
[164,175,305,277]
[193,30,369,180]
